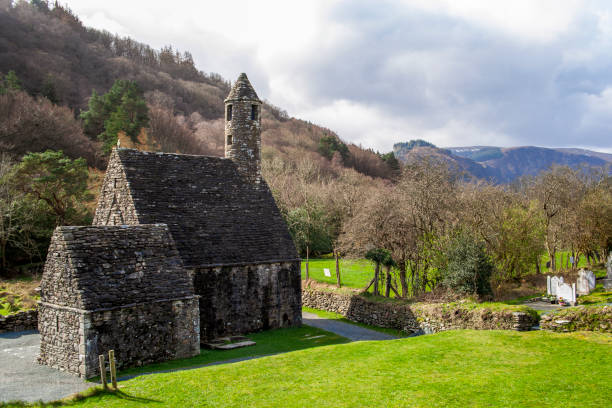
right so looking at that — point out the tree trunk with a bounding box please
[373,263,379,296]
[535,255,541,274]
[385,266,392,298]
[335,249,341,288]
[546,246,556,272]
[305,245,310,281]
[398,262,408,298]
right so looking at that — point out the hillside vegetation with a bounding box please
[0,2,610,305]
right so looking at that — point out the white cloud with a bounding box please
[67,0,612,152]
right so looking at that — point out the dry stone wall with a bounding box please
[0,309,37,333]
[195,261,302,341]
[302,287,537,334]
[540,305,611,333]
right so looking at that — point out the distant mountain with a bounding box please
[394,143,610,183]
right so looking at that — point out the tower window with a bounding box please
[251,104,258,121]
[227,135,233,145]
[227,104,232,121]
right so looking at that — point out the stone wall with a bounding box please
[82,297,200,378]
[302,287,537,334]
[0,309,38,333]
[540,305,611,333]
[38,297,199,378]
[195,261,302,341]
[92,152,139,225]
[37,304,82,375]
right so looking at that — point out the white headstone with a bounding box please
[577,274,589,296]
[577,269,596,295]
[550,276,563,296]
[547,276,552,296]
[556,281,576,303]
[323,268,331,277]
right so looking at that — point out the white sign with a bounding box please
[323,268,331,277]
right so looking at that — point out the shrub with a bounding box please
[443,231,493,297]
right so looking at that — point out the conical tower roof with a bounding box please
[225,73,261,102]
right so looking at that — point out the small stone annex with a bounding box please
[38,74,302,378]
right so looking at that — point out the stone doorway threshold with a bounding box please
[203,335,256,350]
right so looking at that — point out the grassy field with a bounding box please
[302,258,373,289]
[104,325,349,380]
[17,330,611,408]
[538,251,605,276]
[303,251,608,292]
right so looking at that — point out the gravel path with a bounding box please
[0,331,92,403]
[302,312,398,341]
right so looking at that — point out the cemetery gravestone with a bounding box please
[556,281,576,305]
[604,254,612,291]
[549,276,563,296]
[577,269,596,295]
[324,268,331,277]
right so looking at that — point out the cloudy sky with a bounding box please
[69,0,612,153]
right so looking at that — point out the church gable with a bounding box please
[93,149,140,226]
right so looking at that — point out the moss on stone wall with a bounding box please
[540,305,611,333]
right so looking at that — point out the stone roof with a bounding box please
[111,148,298,267]
[225,73,261,102]
[41,225,193,310]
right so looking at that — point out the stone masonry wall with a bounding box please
[302,287,537,334]
[92,151,139,226]
[37,304,82,375]
[224,74,262,187]
[195,261,301,341]
[0,309,38,333]
[38,297,199,378]
[83,297,200,378]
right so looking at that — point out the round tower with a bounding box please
[224,73,262,186]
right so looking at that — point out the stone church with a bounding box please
[38,74,302,378]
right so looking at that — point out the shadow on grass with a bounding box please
[1,387,162,407]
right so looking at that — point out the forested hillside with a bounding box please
[0,0,397,178]
[1,1,610,301]
[0,0,398,274]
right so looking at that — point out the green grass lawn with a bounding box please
[538,251,607,276]
[302,258,373,289]
[105,325,349,380]
[18,330,611,408]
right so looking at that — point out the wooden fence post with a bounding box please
[99,354,107,388]
[109,350,117,389]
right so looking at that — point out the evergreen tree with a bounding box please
[80,80,149,153]
[0,71,22,94]
[41,75,59,104]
